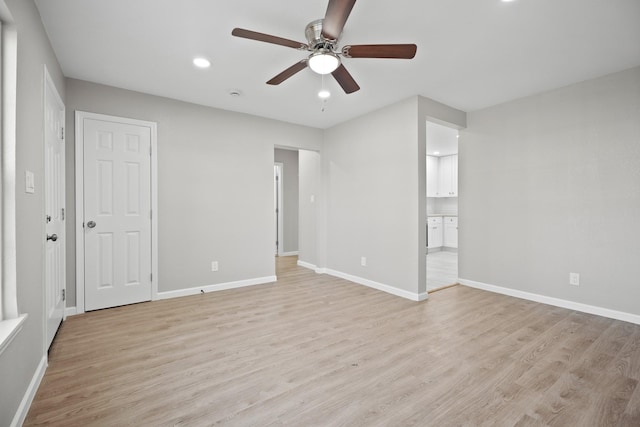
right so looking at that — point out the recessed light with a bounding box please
[228,89,242,97]
[193,57,211,68]
[318,89,331,99]
[434,151,440,155]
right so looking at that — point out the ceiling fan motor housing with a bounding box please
[305,19,337,51]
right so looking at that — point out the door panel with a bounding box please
[45,72,65,349]
[84,118,152,311]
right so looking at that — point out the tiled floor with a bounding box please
[427,250,458,291]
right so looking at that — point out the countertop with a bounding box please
[428,214,458,217]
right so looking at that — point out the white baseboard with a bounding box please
[279,251,299,257]
[297,261,427,301]
[458,278,640,325]
[65,306,77,317]
[11,354,47,427]
[297,260,319,272]
[156,276,277,300]
[324,269,427,302]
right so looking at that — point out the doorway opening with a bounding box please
[426,121,459,292]
[273,148,300,261]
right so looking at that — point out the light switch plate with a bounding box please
[25,170,35,194]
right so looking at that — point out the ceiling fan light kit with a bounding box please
[308,49,340,74]
[232,0,416,95]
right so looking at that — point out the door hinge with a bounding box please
[61,208,65,220]
[60,127,64,140]
[62,289,66,301]
[150,210,152,220]
[150,273,152,282]
[149,145,152,156]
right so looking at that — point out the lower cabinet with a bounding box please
[427,217,443,249]
[444,216,458,248]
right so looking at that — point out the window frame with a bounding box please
[0,1,26,357]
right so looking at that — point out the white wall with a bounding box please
[0,0,66,423]
[460,66,640,316]
[298,150,321,267]
[65,79,322,304]
[274,148,299,254]
[322,96,465,297]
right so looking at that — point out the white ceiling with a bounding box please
[35,0,640,129]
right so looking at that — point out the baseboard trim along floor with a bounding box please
[12,354,47,427]
[297,260,427,302]
[157,276,278,300]
[459,278,640,325]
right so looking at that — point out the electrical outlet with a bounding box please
[211,261,219,272]
[361,257,366,267]
[569,272,579,286]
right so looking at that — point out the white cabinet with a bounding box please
[426,155,439,197]
[444,216,458,248]
[426,154,457,197]
[438,154,458,197]
[427,217,443,249]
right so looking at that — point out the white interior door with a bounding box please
[44,69,65,348]
[83,117,152,311]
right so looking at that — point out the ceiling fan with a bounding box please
[231,0,417,94]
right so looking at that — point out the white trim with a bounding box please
[75,111,158,314]
[324,269,428,302]
[156,276,277,300]
[458,278,640,325]
[64,306,77,317]
[1,5,19,321]
[274,162,284,256]
[0,313,26,357]
[10,354,47,427]
[280,251,299,257]
[297,259,317,271]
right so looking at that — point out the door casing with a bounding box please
[274,162,284,256]
[75,111,158,314]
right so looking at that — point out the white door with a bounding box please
[83,118,152,311]
[44,70,65,348]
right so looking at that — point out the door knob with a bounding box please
[87,221,96,228]
[46,234,58,242]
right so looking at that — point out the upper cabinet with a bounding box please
[438,154,458,197]
[427,154,458,197]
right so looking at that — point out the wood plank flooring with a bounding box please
[24,256,640,426]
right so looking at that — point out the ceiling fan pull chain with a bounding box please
[320,74,329,112]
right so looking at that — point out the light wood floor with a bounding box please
[25,256,640,426]
[427,250,458,291]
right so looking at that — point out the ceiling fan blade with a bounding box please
[232,28,308,50]
[267,60,308,85]
[322,0,357,40]
[342,44,417,59]
[331,64,360,94]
